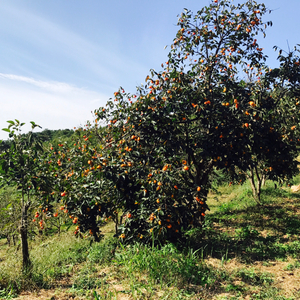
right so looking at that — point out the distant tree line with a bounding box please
[0,128,75,152]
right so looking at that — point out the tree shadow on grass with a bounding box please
[188,190,300,263]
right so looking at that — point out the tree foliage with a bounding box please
[0,120,51,270]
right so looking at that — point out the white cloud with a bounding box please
[0,74,109,140]
[0,73,83,94]
[0,2,150,93]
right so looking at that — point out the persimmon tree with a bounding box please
[235,46,300,201]
[0,120,52,271]
[35,124,125,242]
[93,0,299,243]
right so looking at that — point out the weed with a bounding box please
[236,268,273,285]
[0,287,17,300]
[284,260,300,271]
[87,235,117,264]
[251,287,294,299]
[114,242,222,289]
[72,271,100,290]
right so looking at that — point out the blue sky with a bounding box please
[0,0,299,140]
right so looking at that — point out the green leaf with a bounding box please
[5,203,12,210]
[6,121,15,125]
[2,128,10,132]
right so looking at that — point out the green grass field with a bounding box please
[1,178,300,299]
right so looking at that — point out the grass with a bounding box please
[1,178,300,299]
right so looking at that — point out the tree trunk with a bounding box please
[115,212,119,236]
[6,234,11,246]
[20,200,31,271]
[12,234,16,246]
[247,168,261,204]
